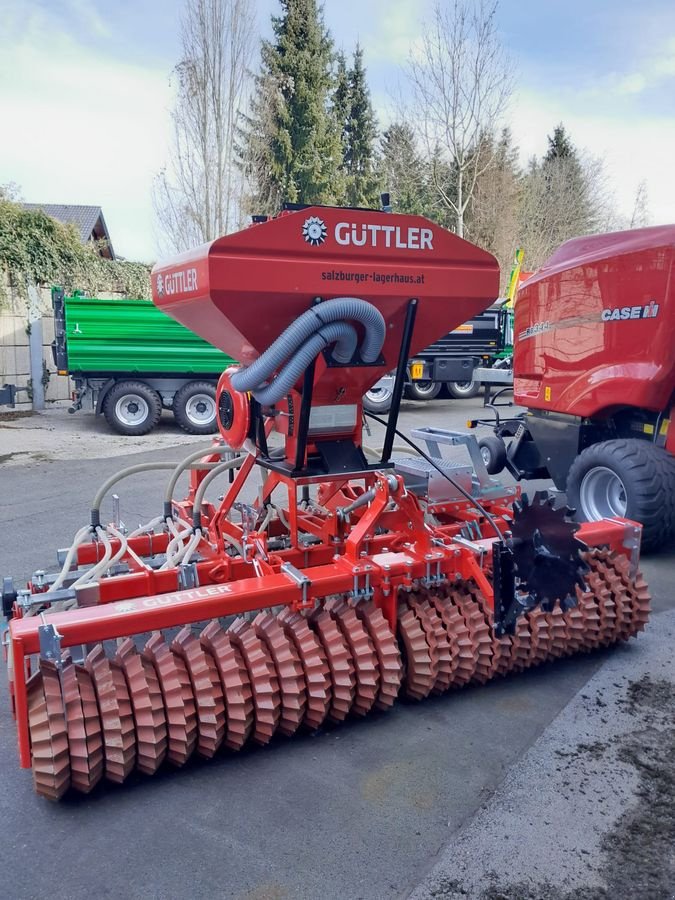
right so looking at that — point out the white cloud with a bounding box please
[510,87,675,227]
[0,6,173,261]
[356,0,427,63]
[63,0,112,39]
[592,35,675,98]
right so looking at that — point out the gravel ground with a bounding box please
[410,610,675,900]
[0,406,206,465]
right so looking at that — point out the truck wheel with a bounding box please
[404,381,441,402]
[566,439,675,552]
[103,381,162,436]
[363,386,392,414]
[446,379,480,399]
[478,434,507,474]
[172,381,217,435]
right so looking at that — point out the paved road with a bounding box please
[0,399,672,900]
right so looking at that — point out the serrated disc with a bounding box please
[353,601,402,710]
[509,616,532,671]
[526,608,552,665]
[309,607,355,722]
[397,605,434,700]
[278,608,331,730]
[456,587,493,683]
[116,637,167,774]
[418,597,453,693]
[434,590,476,686]
[201,621,254,750]
[62,661,103,793]
[172,628,225,758]
[86,644,135,783]
[228,617,280,744]
[325,598,379,716]
[28,662,70,800]
[254,612,306,736]
[144,632,197,766]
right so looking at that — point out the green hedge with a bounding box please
[0,198,151,304]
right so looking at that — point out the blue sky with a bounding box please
[1,0,674,260]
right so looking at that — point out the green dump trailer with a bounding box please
[52,288,235,436]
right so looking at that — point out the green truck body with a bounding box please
[53,289,235,436]
[59,294,234,375]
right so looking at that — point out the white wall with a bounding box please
[0,281,123,410]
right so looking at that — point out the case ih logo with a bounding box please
[302,216,434,251]
[302,216,327,246]
[156,268,198,297]
[601,301,659,322]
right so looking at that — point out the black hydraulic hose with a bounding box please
[230,297,386,395]
[251,322,358,406]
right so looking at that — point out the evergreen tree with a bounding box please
[519,124,605,266]
[379,123,432,217]
[343,44,380,207]
[544,123,576,161]
[332,50,350,154]
[243,0,344,211]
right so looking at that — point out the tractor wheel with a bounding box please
[363,386,392,414]
[566,439,675,552]
[404,380,441,402]
[103,381,162,436]
[172,381,217,435]
[478,434,507,474]
[446,379,480,399]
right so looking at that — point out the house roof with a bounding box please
[22,203,115,259]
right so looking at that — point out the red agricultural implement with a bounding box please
[2,207,650,799]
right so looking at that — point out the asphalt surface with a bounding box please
[0,398,673,900]
[412,610,675,899]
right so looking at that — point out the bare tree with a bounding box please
[629,180,650,229]
[153,0,255,252]
[406,0,513,238]
[466,129,522,293]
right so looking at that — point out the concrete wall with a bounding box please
[0,281,123,411]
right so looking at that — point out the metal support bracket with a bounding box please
[178,562,199,590]
[280,562,311,607]
[38,621,64,665]
[349,564,374,602]
[421,551,445,587]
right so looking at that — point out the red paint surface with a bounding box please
[514,225,675,417]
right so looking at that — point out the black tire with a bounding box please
[363,387,393,414]
[566,439,675,553]
[172,381,217,435]
[102,381,162,436]
[404,380,442,402]
[446,379,480,399]
[478,434,507,475]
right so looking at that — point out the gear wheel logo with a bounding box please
[156,273,164,297]
[114,601,136,614]
[302,216,327,246]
